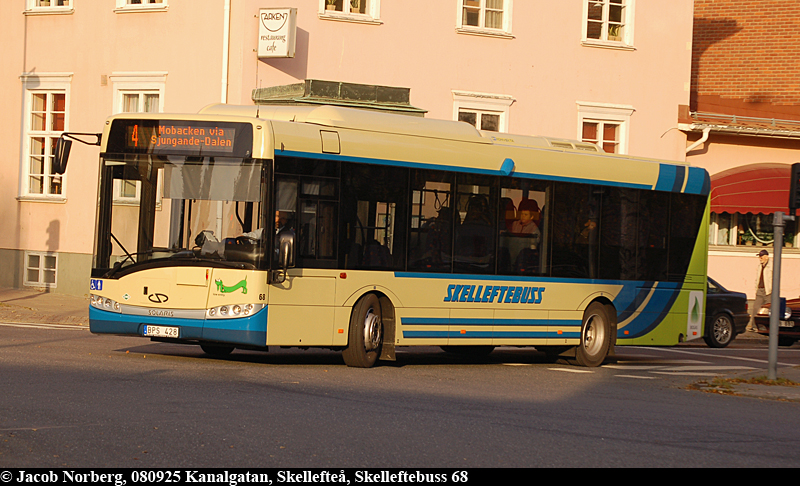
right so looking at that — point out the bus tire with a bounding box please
[200,343,235,357]
[574,302,612,367]
[342,293,383,368]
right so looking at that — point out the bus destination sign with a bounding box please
[126,123,237,154]
[106,119,253,158]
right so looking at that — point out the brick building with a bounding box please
[682,0,800,298]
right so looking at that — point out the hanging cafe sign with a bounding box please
[258,8,297,59]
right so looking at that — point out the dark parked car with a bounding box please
[753,297,800,347]
[704,277,749,348]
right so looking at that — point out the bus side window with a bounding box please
[340,163,408,270]
[453,176,496,274]
[498,180,549,276]
[551,183,600,279]
[599,187,639,280]
[638,191,669,281]
[408,170,454,272]
[669,194,705,279]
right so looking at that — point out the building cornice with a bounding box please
[679,112,800,140]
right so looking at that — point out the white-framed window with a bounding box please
[582,0,635,49]
[24,0,73,14]
[115,0,167,13]
[453,90,515,133]
[24,251,58,288]
[457,0,513,37]
[319,0,381,24]
[19,73,72,201]
[110,72,166,114]
[710,212,798,249]
[110,73,165,206]
[577,101,633,154]
[119,90,161,114]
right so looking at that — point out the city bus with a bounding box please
[63,103,710,367]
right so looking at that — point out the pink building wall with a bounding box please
[231,0,693,161]
[1,0,695,295]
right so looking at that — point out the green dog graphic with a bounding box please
[214,277,247,294]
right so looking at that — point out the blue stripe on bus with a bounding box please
[394,271,628,286]
[617,286,682,339]
[402,331,580,339]
[395,273,687,340]
[655,164,677,192]
[685,166,711,195]
[402,317,580,327]
[285,148,711,196]
[401,316,582,340]
[280,150,652,191]
[655,163,710,196]
[672,166,686,193]
[89,306,268,347]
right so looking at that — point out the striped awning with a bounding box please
[710,163,791,214]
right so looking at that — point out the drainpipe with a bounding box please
[217,0,232,237]
[221,0,231,103]
[686,127,711,154]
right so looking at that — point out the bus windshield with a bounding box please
[93,154,268,276]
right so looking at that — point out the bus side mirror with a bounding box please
[272,231,295,284]
[53,137,72,175]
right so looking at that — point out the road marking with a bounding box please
[657,365,756,372]
[0,321,87,331]
[650,371,726,376]
[615,374,658,380]
[604,365,665,370]
[627,346,796,367]
[614,359,708,365]
[548,368,594,373]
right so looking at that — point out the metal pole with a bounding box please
[768,212,794,379]
[768,213,783,380]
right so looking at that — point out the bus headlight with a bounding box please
[90,294,121,313]
[206,303,264,319]
[785,307,793,320]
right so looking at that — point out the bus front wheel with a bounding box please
[575,302,612,367]
[342,293,383,368]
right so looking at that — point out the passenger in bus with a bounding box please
[426,205,453,265]
[511,198,541,235]
[499,197,516,232]
[462,194,492,226]
[456,195,493,261]
[275,210,293,234]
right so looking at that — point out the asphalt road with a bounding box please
[2,324,800,468]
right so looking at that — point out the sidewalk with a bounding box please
[0,286,89,326]
[1,286,798,400]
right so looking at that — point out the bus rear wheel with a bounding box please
[574,302,612,367]
[342,293,383,368]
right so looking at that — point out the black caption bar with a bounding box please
[0,469,495,486]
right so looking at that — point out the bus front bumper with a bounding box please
[89,306,268,347]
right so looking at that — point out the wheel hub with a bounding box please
[714,317,731,343]
[583,314,605,356]
[363,310,381,352]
